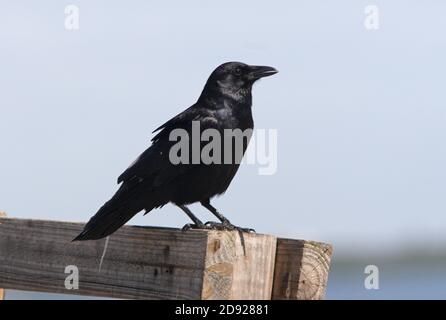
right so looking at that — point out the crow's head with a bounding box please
[201,62,278,101]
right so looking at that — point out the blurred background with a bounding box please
[1,0,445,299]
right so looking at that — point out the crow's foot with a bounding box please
[181,222,219,231]
[204,221,255,233]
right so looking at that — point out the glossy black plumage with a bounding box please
[74,62,277,241]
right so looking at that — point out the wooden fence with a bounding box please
[0,213,332,300]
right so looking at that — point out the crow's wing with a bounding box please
[74,107,220,241]
[151,105,199,139]
[117,104,214,185]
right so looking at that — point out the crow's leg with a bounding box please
[178,205,207,230]
[200,199,255,233]
[200,200,231,224]
[200,199,254,256]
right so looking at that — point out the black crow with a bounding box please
[74,62,277,241]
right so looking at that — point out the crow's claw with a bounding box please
[204,221,255,233]
[182,223,207,231]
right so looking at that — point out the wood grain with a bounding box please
[272,238,332,300]
[0,211,5,300]
[0,217,280,300]
[0,216,332,300]
[0,217,209,299]
[202,231,276,299]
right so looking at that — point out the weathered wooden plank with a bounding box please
[202,231,276,299]
[0,211,5,300]
[271,238,332,300]
[0,217,278,299]
[0,217,209,299]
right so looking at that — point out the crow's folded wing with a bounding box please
[117,105,216,185]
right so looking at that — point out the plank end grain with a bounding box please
[272,238,332,300]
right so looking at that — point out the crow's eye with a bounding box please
[234,68,242,76]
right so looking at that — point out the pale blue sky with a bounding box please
[1,1,445,255]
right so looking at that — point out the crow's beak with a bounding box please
[249,65,278,80]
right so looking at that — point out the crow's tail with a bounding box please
[73,181,152,241]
